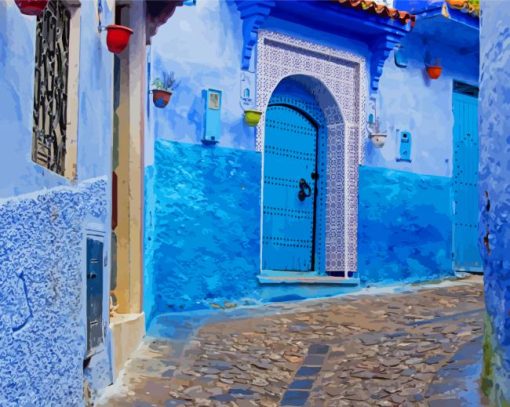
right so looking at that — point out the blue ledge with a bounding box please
[258,271,360,286]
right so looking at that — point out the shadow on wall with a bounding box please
[145,140,261,321]
[357,166,454,284]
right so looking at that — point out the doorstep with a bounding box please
[258,271,360,286]
[110,312,145,380]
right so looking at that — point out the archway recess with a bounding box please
[256,31,367,277]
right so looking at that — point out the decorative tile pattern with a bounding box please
[256,31,367,274]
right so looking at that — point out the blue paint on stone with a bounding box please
[358,166,454,285]
[0,179,107,406]
[288,380,314,390]
[308,344,330,355]
[295,366,321,377]
[479,0,510,403]
[281,390,310,406]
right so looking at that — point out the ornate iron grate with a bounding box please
[32,0,70,176]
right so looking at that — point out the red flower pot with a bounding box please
[15,0,48,16]
[152,89,172,108]
[426,65,442,80]
[105,25,133,54]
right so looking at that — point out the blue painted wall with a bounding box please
[0,0,114,403]
[479,0,510,403]
[146,140,261,318]
[358,166,454,284]
[145,0,478,321]
[372,28,479,177]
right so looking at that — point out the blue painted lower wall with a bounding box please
[358,166,454,284]
[0,178,107,406]
[146,140,261,320]
[145,144,457,327]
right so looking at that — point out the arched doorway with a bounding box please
[262,78,327,273]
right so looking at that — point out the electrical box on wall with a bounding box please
[396,130,412,162]
[202,89,222,145]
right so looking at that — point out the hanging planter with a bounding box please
[244,109,262,127]
[426,65,442,80]
[369,133,387,148]
[152,89,173,108]
[105,25,133,54]
[367,113,386,148]
[15,0,48,16]
[151,72,179,109]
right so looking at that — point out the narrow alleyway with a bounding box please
[98,277,487,407]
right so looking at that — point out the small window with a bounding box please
[32,0,71,176]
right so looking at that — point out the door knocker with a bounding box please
[298,178,312,201]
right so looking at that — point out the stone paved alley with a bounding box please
[97,276,488,407]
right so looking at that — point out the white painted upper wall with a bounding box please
[147,0,478,179]
[368,32,479,177]
[146,0,254,168]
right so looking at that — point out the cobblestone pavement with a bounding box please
[97,276,486,407]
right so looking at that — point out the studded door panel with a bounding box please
[452,92,481,271]
[262,105,317,271]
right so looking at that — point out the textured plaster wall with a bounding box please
[479,0,510,403]
[0,178,107,407]
[0,0,114,403]
[358,166,454,284]
[146,140,261,320]
[373,32,479,177]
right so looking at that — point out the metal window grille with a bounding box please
[32,0,71,176]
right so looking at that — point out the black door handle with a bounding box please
[87,272,97,279]
[298,178,312,201]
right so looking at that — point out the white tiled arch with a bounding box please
[256,30,367,274]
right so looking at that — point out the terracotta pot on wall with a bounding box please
[105,25,133,54]
[426,65,443,80]
[152,90,172,108]
[15,0,48,16]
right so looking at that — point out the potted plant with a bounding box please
[244,109,262,127]
[15,0,48,16]
[105,25,133,54]
[151,72,179,108]
[368,117,387,148]
[426,58,442,80]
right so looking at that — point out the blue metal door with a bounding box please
[262,104,318,271]
[452,92,482,272]
[86,237,104,355]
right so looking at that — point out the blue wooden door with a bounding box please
[452,92,482,272]
[262,104,317,271]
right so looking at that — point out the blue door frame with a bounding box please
[452,90,482,272]
[262,81,327,274]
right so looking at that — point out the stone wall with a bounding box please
[0,178,107,406]
[479,0,510,403]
